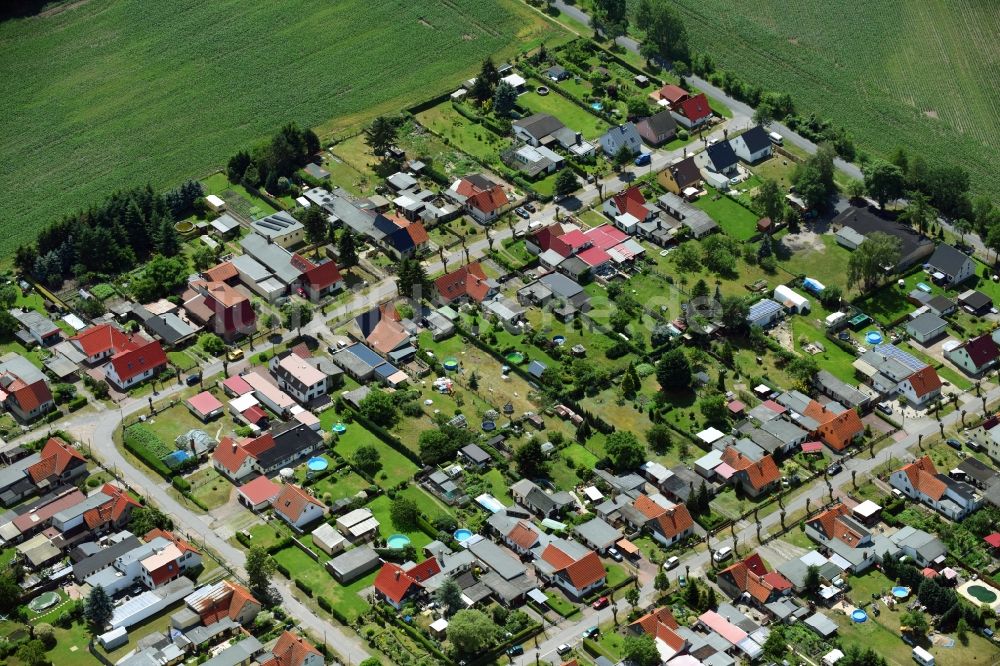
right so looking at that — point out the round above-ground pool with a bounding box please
[851,609,868,623]
[866,330,883,345]
[537,86,550,95]
[482,420,496,432]
[387,534,411,549]
[590,102,603,111]
[454,528,473,542]
[892,586,910,599]
[28,591,60,612]
[506,352,525,365]
[553,335,566,345]
[332,422,347,434]
[307,457,328,472]
[967,584,999,604]
[443,358,460,372]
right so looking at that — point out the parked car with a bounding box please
[523,202,536,212]
[592,596,609,610]
[506,645,524,657]
[582,626,599,639]
[713,546,733,563]
[634,153,651,166]
[968,440,984,452]
[607,547,623,562]
[827,463,843,476]
[557,644,572,656]
[946,438,963,451]
[185,373,202,387]
[664,556,680,570]
[678,574,687,587]
[514,207,530,219]
[226,348,244,362]
[877,402,893,415]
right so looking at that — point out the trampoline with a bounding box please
[553,335,566,345]
[28,591,60,613]
[892,586,910,599]
[387,534,411,549]
[482,420,496,432]
[443,358,460,372]
[505,352,525,365]
[536,86,550,95]
[331,423,347,434]
[307,457,328,472]
[851,609,868,623]
[865,330,883,345]
[454,528,473,542]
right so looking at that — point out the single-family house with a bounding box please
[926,243,975,286]
[534,538,606,599]
[138,529,203,590]
[926,295,957,316]
[703,141,738,175]
[804,504,888,573]
[905,312,948,344]
[628,607,687,663]
[267,631,325,666]
[636,110,678,146]
[802,400,864,452]
[250,211,304,248]
[574,517,621,553]
[669,92,712,128]
[898,365,942,407]
[506,144,564,177]
[487,513,543,554]
[510,478,574,518]
[185,580,261,627]
[717,554,793,606]
[946,333,1000,376]
[888,526,947,568]
[236,475,280,512]
[446,174,509,224]
[433,262,497,306]
[658,192,718,238]
[721,448,780,497]
[658,156,702,196]
[272,483,325,530]
[270,352,333,404]
[183,280,256,342]
[12,310,61,347]
[186,391,224,422]
[297,258,345,301]
[373,558,442,609]
[599,123,643,157]
[0,355,54,422]
[890,456,981,520]
[729,126,773,163]
[624,495,694,546]
[603,187,654,226]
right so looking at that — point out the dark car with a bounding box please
[634,153,651,166]
[946,438,963,451]
[827,463,843,476]
[506,645,524,657]
[185,373,202,387]
[523,202,536,212]
[514,207,530,219]
[877,402,893,415]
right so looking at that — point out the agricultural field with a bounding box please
[672,0,1000,194]
[0,0,569,261]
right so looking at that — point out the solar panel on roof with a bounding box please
[874,344,927,371]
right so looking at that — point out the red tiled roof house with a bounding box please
[272,483,325,531]
[535,538,607,599]
[890,456,981,520]
[373,557,442,609]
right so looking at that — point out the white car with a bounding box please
[713,546,733,563]
[557,643,572,656]
[665,556,680,570]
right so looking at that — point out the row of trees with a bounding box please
[14,182,188,287]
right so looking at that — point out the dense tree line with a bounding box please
[226,122,320,195]
[14,182,190,287]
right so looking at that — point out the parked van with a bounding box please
[713,546,733,563]
[665,556,680,570]
[768,131,784,145]
[912,646,935,666]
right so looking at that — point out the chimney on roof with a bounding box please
[575,132,582,146]
[395,570,401,580]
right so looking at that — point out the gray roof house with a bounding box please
[573,517,621,553]
[926,243,975,286]
[240,233,303,286]
[905,311,948,344]
[326,545,381,583]
[813,370,871,409]
[249,211,304,247]
[510,479,574,518]
[459,443,492,467]
[599,123,643,157]
[658,192,718,238]
[888,526,946,567]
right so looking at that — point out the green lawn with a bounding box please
[167,350,199,372]
[144,397,223,449]
[0,0,569,262]
[332,423,418,488]
[415,102,510,165]
[605,563,632,588]
[693,188,760,241]
[247,522,291,551]
[202,172,277,220]
[187,466,232,510]
[518,90,610,140]
[307,466,372,503]
[365,494,434,555]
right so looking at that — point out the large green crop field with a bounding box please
[0,0,567,260]
[672,0,1000,194]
